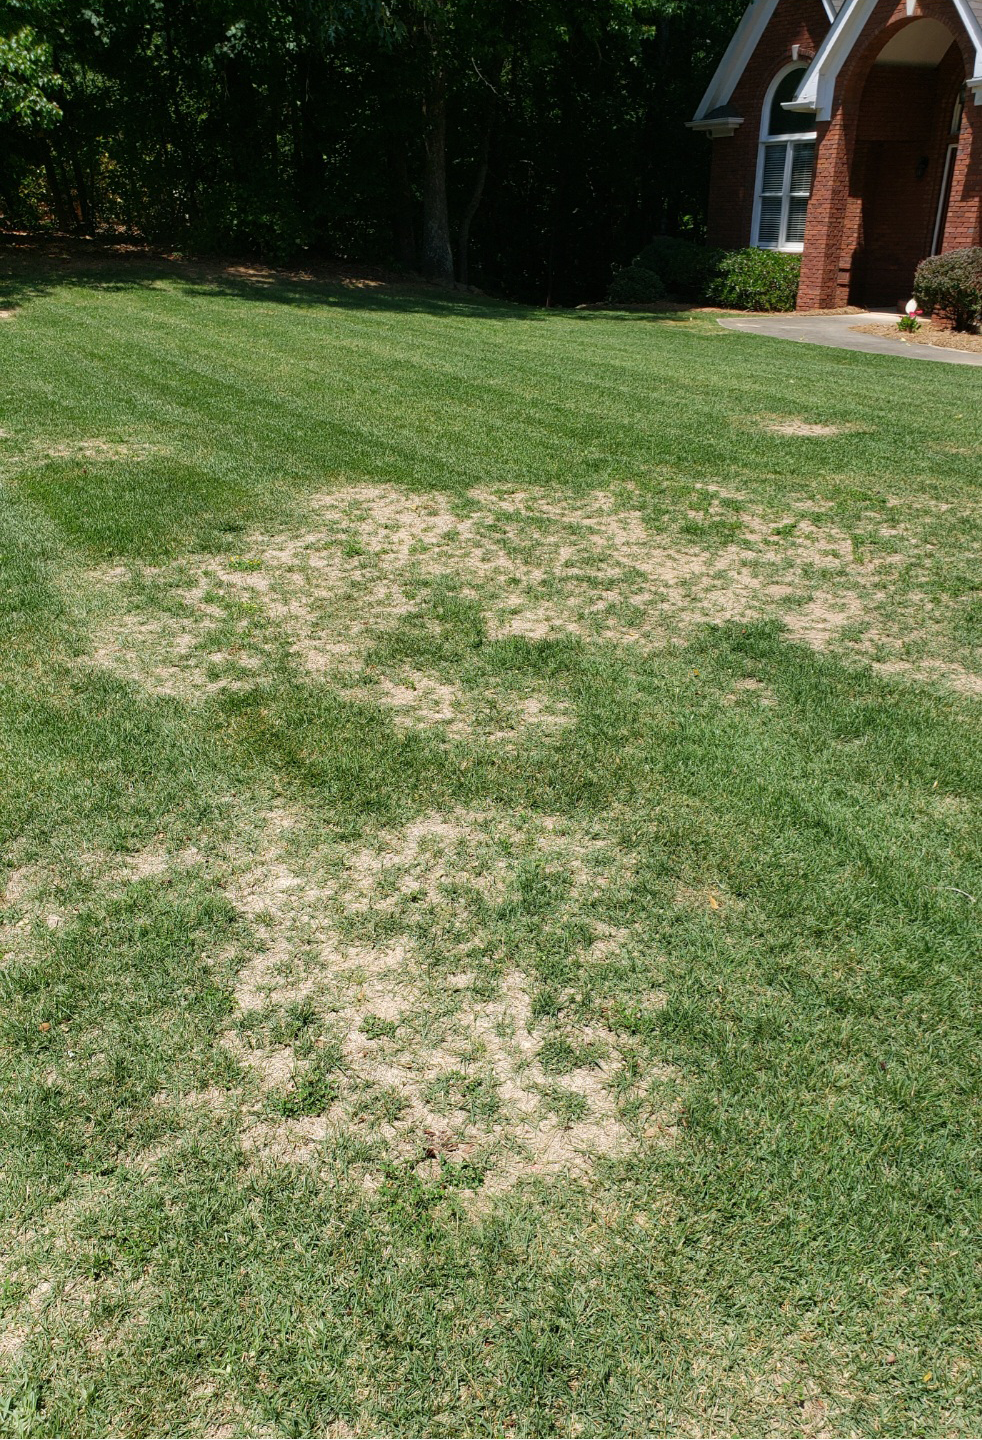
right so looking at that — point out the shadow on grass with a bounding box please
[0,234,701,325]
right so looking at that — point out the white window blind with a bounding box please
[756,138,815,252]
[754,68,816,253]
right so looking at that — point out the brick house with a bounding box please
[689,0,982,308]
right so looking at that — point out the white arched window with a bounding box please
[753,66,816,251]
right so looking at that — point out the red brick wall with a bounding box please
[847,46,964,304]
[797,0,980,309]
[942,82,982,250]
[705,0,833,250]
[797,113,850,307]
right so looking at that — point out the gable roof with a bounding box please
[788,0,982,119]
[691,0,982,129]
[690,0,840,127]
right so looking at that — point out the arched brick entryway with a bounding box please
[848,34,964,303]
[797,1,982,310]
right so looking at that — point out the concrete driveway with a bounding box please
[717,310,982,366]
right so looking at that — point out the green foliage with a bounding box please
[635,235,723,300]
[275,1046,344,1117]
[608,263,666,305]
[914,248,982,331]
[708,247,801,312]
[0,27,61,129]
[0,0,748,301]
[361,1013,398,1039]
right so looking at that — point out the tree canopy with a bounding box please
[0,0,743,303]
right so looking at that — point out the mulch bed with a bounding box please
[851,322,982,354]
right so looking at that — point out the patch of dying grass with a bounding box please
[1,863,64,968]
[723,676,777,706]
[86,602,267,700]
[0,1274,106,1359]
[350,671,573,740]
[43,439,164,462]
[186,1380,267,1440]
[82,480,980,697]
[222,807,673,1191]
[0,438,166,477]
[756,416,858,439]
[111,844,206,883]
[241,965,655,1190]
[2,864,50,905]
[373,671,465,729]
[674,882,741,916]
[869,655,982,696]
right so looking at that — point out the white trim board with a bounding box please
[691,0,841,125]
[787,0,982,119]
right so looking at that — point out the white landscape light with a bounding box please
[898,297,923,334]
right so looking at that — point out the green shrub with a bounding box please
[914,248,982,331]
[708,248,801,312]
[608,264,666,305]
[635,236,723,300]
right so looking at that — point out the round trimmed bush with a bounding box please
[914,248,982,331]
[608,264,666,305]
[635,236,723,300]
[708,248,801,312]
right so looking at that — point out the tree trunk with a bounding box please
[456,108,492,287]
[43,146,75,231]
[421,65,454,284]
[389,139,417,268]
[70,151,94,233]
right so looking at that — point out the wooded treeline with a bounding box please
[0,0,742,304]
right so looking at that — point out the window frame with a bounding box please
[752,64,817,254]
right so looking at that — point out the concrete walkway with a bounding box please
[717,310,982,366]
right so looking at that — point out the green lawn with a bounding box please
[0,247,979,1439]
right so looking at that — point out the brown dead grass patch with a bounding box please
[782,592,864,649]
[85,597,266,701]
[44,438,163,462]
[871,655,982,696]
[372,671,468,731]
[361,673,572,740]
[341,809,538,913]
[1,863,63,967]
[243,966,655,1189]
[0,436,166,471]
[109,842,208,884]
[0,1324,28,1360]
[83,479,976,696]
[756,416,857,438]
[0,1271,120,1363]
[752,1357,844,1440]
[723,677,776,706]
[222,807,672,1190]
[2,864,50,905]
